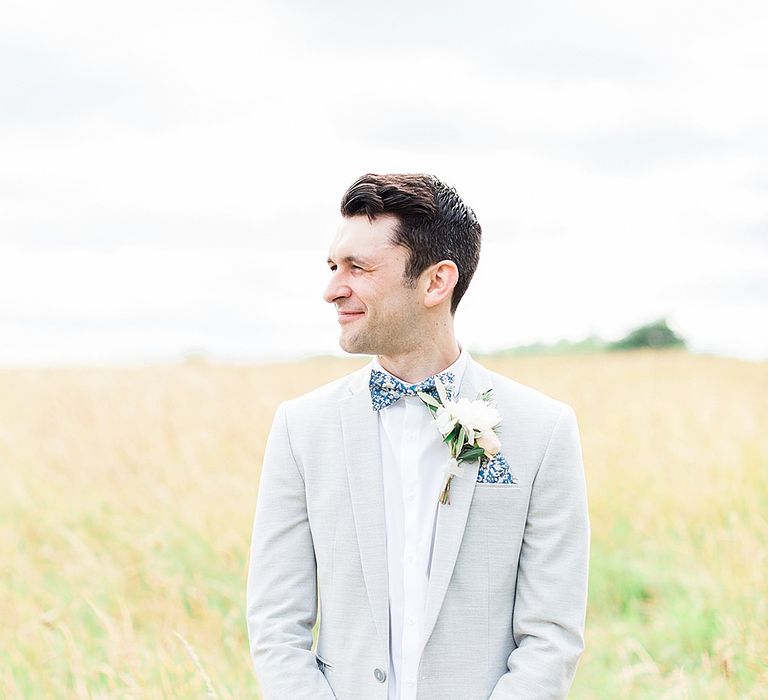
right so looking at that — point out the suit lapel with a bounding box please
[421,359,491,653]
[340,377,389,644]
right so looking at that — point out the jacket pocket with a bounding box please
[475,482,520,490]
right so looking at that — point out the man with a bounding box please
[246,173,589,699]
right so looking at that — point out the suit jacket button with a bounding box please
[374,668,386,683]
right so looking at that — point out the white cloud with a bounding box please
[1,0,766,364]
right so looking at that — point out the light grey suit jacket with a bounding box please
[246,356,589,699]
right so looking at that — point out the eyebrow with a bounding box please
[327,255,374,267]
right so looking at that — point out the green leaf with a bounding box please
[458,446,485,462]
[443,425,460,444]
[417,391,441,408]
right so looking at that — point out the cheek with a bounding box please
[358,278,389,305]
[362,274,419,316]
[385,287,421,320]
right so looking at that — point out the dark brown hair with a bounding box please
[340,173,482,314]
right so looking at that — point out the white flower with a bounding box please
[434,405,458,435]
[452,397,500,433]
[477,429,502,457]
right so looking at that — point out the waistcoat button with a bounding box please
[374,668,386,683]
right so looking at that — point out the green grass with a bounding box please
[1,352,766,697]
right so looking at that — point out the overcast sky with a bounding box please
[1,0,767,365]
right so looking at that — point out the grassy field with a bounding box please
[1,350,766,698]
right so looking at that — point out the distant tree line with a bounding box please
[607,319,686,351]
[494,318,687,356]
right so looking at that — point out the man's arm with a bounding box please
[246,403,336,699]
[489,406,590,700]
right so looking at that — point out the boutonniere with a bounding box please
[418,378,502,505]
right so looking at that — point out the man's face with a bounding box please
[323,214,424,356]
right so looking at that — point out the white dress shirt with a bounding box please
[373,349,469,700]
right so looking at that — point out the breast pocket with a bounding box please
[475,482,520,490]
[471,484,524,525]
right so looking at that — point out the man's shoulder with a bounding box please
[470,360,579,455]
[473,359,574,421]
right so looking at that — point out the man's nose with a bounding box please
[323,274,352,304]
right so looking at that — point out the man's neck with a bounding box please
[376,337,461,385]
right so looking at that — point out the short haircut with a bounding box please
[339,173,482,314]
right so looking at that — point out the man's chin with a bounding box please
[338,332,375,356]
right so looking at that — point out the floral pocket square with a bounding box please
[477,452,518,485]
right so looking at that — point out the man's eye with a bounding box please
[329,265,337,272]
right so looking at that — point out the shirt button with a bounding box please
[374,667,387,683]
[406,492,415,502]
[406,617,415,626]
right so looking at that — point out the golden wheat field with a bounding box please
[1,349,766,699]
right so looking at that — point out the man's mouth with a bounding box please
[337,310,365,323]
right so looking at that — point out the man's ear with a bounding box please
[422,260,458,309]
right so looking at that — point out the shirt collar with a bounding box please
[371,345,469,396]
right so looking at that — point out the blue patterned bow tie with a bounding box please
[369,369,455,411]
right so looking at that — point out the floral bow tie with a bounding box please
[369,369,455,411]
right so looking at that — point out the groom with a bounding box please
[246,174,589,699]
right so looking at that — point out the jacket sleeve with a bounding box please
[489,406,590,699]
[246,402,336,699]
